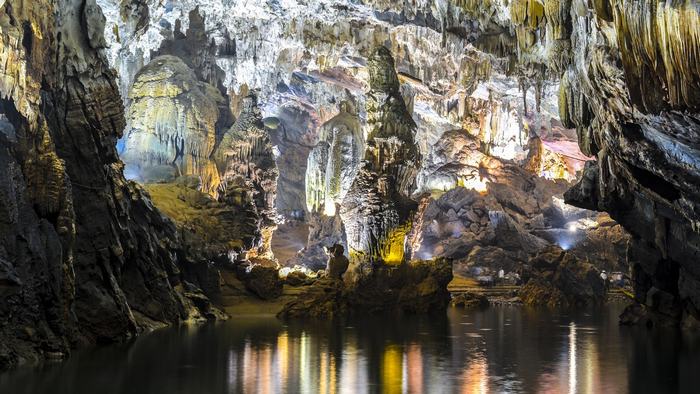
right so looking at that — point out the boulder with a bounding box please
[241,264,283,300]
[279,258,453,318]
[451,292,489,309]
[519,246,606,308]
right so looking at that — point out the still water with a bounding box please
[1,302,699,394]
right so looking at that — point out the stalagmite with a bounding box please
[340,47,421,265]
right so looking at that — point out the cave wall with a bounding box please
[0,0,220,369]
[559,0,700,326]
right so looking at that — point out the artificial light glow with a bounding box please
[567,222,577,233]
[381,224,411,265]
[461,355,489,394]
[323,202,336,217]
[382,345,403,394]
[569,323,577,394]
[278,265,318,279]
[459,176,489,194]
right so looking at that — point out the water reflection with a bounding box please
[1,302,699,394]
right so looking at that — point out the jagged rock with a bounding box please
[519,246,606,309]
[279,258,453,318]
[214,93,279,258]
[0,0,225,370]
[340,47,421,265]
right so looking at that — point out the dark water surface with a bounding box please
[2,302,699,393]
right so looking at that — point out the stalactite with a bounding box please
[613,0,700,112]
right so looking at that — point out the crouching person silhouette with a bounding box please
[326,244,349,281]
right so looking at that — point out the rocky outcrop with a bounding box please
[519,246,606,309]
[558,2,700,327]
[411,127,629,280]
[279,258,453,318]
[142,179,260,261]
[213,93,279,258]
[239,263,283,301]
[0,0,223,369]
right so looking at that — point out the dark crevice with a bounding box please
[22,21,33,56]
[628,164,681,202]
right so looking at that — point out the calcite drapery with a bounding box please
[305,100,363,216]
[120,55,222,194]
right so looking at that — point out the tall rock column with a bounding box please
[340,47,421,265]
[213,94,279,258]
[299,100,363,269]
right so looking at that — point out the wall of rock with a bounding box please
[0,0,223,369]
[557,1,700,327]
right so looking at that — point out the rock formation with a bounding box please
[412,128,629,280]
[120,55,223,193]
[519,246,607,309]
[213,93,279,258]
[2,0,697,375]
[340,47,421,265]
[558,1,700,327]
[306,100,364,217]
[280,258,453,318]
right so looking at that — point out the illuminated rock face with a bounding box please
[306,100,363,216]
[340,47,421,265]
[121,55,222,194]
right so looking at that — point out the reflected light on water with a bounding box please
[382,345,402,394]
[569,323,577,394]
[222,321,594,394]
[461,355,489,394]
[406,345,423,394]
[3,304,698,394]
